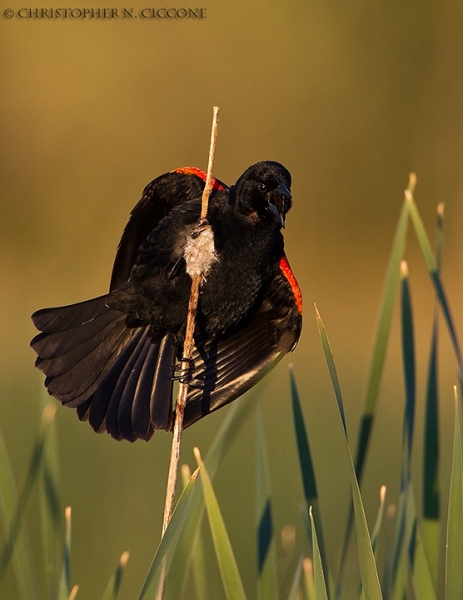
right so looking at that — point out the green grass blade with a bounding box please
[349,457,384,600]
[40,401,63,600]
[290,367,327,573]
[315,307,347,437]
[143,388,262,600]
[138,467,199,599]
[0,433,44,592]
[390,263,416,599]
[58,506,72,600]
[382,504,396,598]
[290,367,318,498]
[174,464,209,600]
[165,463,207,600]
[421,203,444,588]
[400,262,415,474]
[191,524,208,600]
[316,306,353,596]
[337,182,410,591]
[0,427,39,599]
[163,391,260,596]
[390,499,406,600]
[316,307,383,600]
[392,261,435,600]
[164,465,199,600]
[255,409,278,600]
[371,486,387,559]
[309,507,328,600]
[406,191,463,373]
[407,486,437,600]
[194,448,247,600]
[355,185,411,480]
[101,551,129,600]
[143,393,259,600]
[423,315,439,521]
[445,387,463,600]
[300,503,335,598]
[356,487,386,600]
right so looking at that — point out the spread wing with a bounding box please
[31,168,300,441]
[31,167,230,442]
[31,295,178,441]
[110,168,227,290]
[183,256,302,428]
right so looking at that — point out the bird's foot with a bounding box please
[170,357,196,384]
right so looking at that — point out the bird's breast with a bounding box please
[195,226,281,338]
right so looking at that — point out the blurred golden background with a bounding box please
[1,0,463,597]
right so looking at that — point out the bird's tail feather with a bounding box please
[31,295,176,441]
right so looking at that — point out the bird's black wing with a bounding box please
[31,295,178,441]
[110,168,228,290]
[183,255,303,428]
[31,168,229,442]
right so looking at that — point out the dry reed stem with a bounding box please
[155,106,220,599]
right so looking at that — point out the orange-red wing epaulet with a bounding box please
[279,256,303,314]
[172,166,227,191]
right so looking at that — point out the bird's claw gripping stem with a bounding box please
[170,357,196,384]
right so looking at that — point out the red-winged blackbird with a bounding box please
[31,161,302,441]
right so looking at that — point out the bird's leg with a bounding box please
[170,357,196,384]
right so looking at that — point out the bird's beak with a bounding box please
[268,183,292,228]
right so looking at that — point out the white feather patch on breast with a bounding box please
[183,223,218,279]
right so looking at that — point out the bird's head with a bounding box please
[233,161,292,228]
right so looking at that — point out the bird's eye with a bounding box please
[258,183,267,193]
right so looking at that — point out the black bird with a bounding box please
[31,161,302,441]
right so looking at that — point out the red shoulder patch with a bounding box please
[279,256,303,314]
[172,166,226,191]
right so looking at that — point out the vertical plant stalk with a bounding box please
[161,105,220,534]
[156,106,220,600]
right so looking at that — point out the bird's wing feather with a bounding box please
[31,296,177,441]
[31,165,300,440]
[87,328,176,441]
[110,169,228,290]
[183,256,302,428]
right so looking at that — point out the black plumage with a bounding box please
[31,161,302,441]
